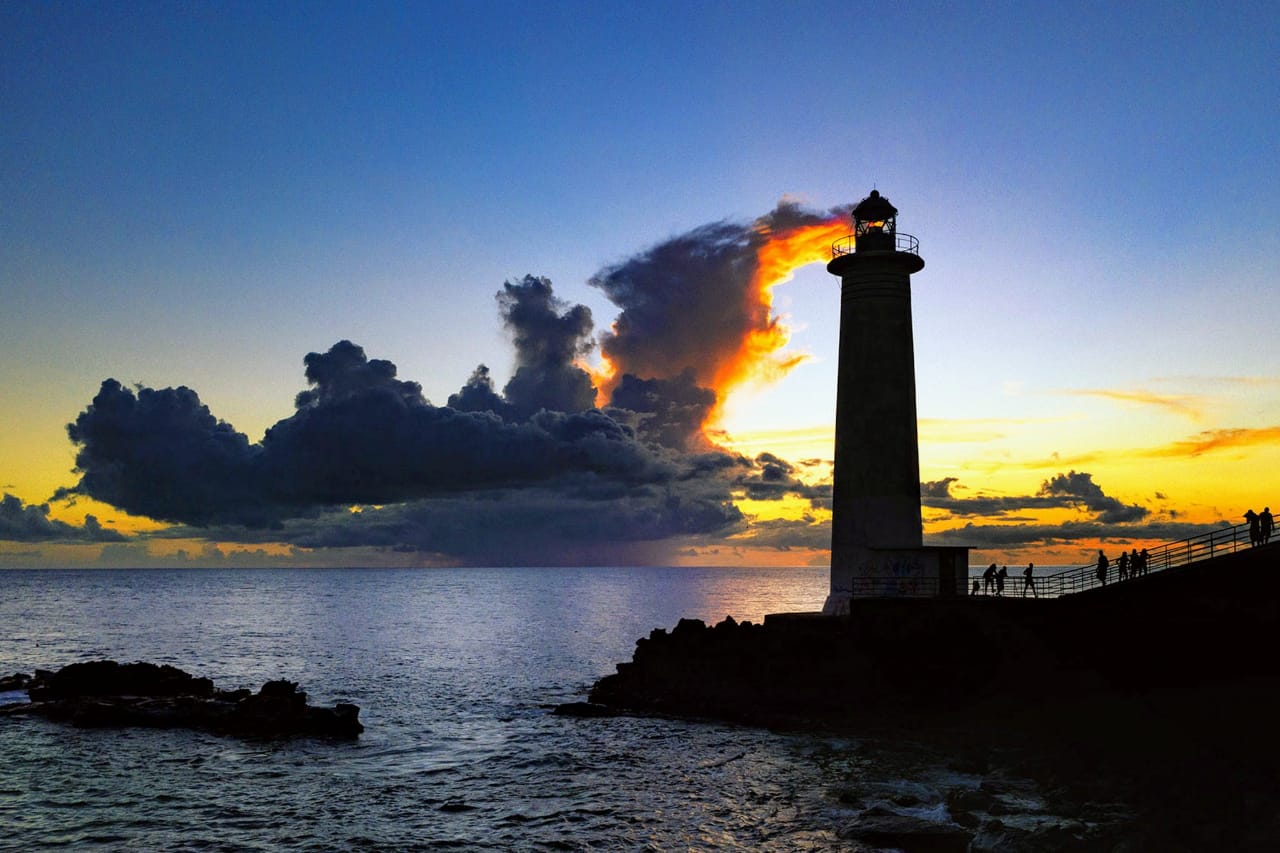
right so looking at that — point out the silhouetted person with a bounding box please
[1023,562,1036,597]
[1139,547,1150,576]
[1130,548,1141,578]
[982,562,997,595]
[1117,550,1129,581]
[996,565,1008,596]
[972,578,980,596]
[1245,509,1260,547]
[1096,550,1109,586]
[1262,507,1274,545]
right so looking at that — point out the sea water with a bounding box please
[0,567,1072,850]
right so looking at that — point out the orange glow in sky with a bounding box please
[701,217,850,435]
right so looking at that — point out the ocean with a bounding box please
[0,567,1099,850]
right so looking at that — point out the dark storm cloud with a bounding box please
[734,452,810,500]
[496,275,597,417]
[920,471,1149,524]
[921,478,958,499]
[62,348,688,528]
[59,380,269,526]
[0,493,126,543]
[295,339,425,408]
[59,306,765,559]
[728,514,830,551]
[447,365,513,419]
[1038,470,1149,523]
[926,519,1222,552]
[605,370,716,450]
[267,486,745,566]
[589,201,850,391]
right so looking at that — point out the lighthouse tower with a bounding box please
[824,190,967,614]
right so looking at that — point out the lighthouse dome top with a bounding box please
[852,189,898,225]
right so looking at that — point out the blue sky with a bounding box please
[2,1,1278,567]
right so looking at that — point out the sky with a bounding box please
[2,1,1278,570]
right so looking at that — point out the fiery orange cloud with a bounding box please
[585,212,852,439]
[583,350,617,409]
[715,217,849,391]
[1143,425,1280,458]
[701,217,851,431]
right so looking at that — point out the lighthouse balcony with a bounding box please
[831,232,919,258]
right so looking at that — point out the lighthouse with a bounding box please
[824,190,967,613]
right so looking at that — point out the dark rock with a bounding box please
[552,701,618,718]
[970,819,1092,852]
[946,787,995,813]
[1,660,362,739]
[0,672,30,692]
[832,786,864,807]
[671,617,705,637]
[27,660,214,701]
[838,810,971,852]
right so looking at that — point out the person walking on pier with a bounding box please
[1117,550,1129,582]
[1261,507,1274,545]
[996,565,1008,596]
[1022,562,1036,597]
[1130,548,1141,578]
[982,563,997,595]
[1246,509,1261,546]
[1096,550,1109,586]
[1139,547,1150,576]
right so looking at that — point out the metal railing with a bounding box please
[830,232,920,258]
[970,519,1269,599]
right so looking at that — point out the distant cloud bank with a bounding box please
[0,493,125,543]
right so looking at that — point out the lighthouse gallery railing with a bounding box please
[831,232,920,258]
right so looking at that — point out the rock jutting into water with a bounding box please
[0,660,363,739]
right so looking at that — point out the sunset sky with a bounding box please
[3,2,1278,570]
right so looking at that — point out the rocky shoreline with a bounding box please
[566,548,1280,849]
[0,660,363,739]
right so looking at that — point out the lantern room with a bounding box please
[852,189,897,252]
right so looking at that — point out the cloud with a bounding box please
[921,478,959,499]
[591,202,847,389]
[0,494,127,543]
[921,471,1149,525]
[1064,388,1204,419]
[245,486,746,566]
[494,275,597,418]
[1144,426,1280,458]
[925,519,1223,552]
[62,346,706,527]
[1037,470,1149,523]
[606,370,717,451]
